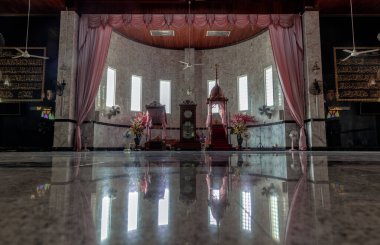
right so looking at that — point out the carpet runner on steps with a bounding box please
[209,125,233,150]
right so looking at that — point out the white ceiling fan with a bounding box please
[179,60,203,70]
[179,1,202,70]
[341,0,379,61]
[12,0,49,60]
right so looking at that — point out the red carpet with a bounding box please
[209,125,233,150]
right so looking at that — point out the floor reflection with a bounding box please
[78,152,305,244]
[1,151,379,245]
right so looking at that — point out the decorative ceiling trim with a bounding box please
[84,14,298,29]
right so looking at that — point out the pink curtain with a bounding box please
[74,15,113,151]
[269,16,307,150]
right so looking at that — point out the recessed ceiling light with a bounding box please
[206,31,231,37]
[150,30,175,37]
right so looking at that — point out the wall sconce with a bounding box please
[309,79,322,95]
[312,61,321,75]
[56,80,66,96]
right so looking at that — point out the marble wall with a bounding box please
[97,32,184,127]
[198,30,284,121]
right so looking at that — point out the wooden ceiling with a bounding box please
[1,0,380,15]
[75,0,311,14]
[317,0,380,15]
[1,0,379,49]
[0,0,65,15]
[116,23,264,50]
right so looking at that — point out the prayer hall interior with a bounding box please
[0,1,379,244]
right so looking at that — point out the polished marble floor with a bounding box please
[0,151,379,245]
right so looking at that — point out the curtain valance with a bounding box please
[83,14,297,29]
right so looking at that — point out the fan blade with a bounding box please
[12,55,24,59]
[179,61,188,64]
[341,54,352,62]
[29,54,49,60]
[342,49,354,54]
[193,63,203,66]
[183,66,189,70]
[356,49,380,55]
[14,48,24,54]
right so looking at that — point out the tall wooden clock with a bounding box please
[178,100,201,150]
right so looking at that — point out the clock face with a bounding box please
[183,110,193,119]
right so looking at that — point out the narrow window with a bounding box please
[131,75,142,111]
[158,188,170,226]
[241,191,252,231]
[265,66,274,107]
[278,81,283,107]
[97,83,107,110]
[270,195,280,242]
[106,67,116,107]
[100,196,111,241]
[127,191,139,231]
[208,80,219,113]
[209,189,220,226]
[209,208,217,226]
[96,84,102,109]
[160,80,171,114]
[238,75,248,111]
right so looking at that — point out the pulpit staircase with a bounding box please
[209,125,232,150]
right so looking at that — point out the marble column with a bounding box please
[53,11,80,149]
[302,11,327,149]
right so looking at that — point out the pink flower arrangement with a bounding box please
[130,112,148,136]
[230,113,256,135]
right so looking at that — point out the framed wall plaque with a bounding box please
[334,47,380,102]
[0,47,46,102]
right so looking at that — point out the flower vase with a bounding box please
[134,135,141,149]
[237,134,243,150]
